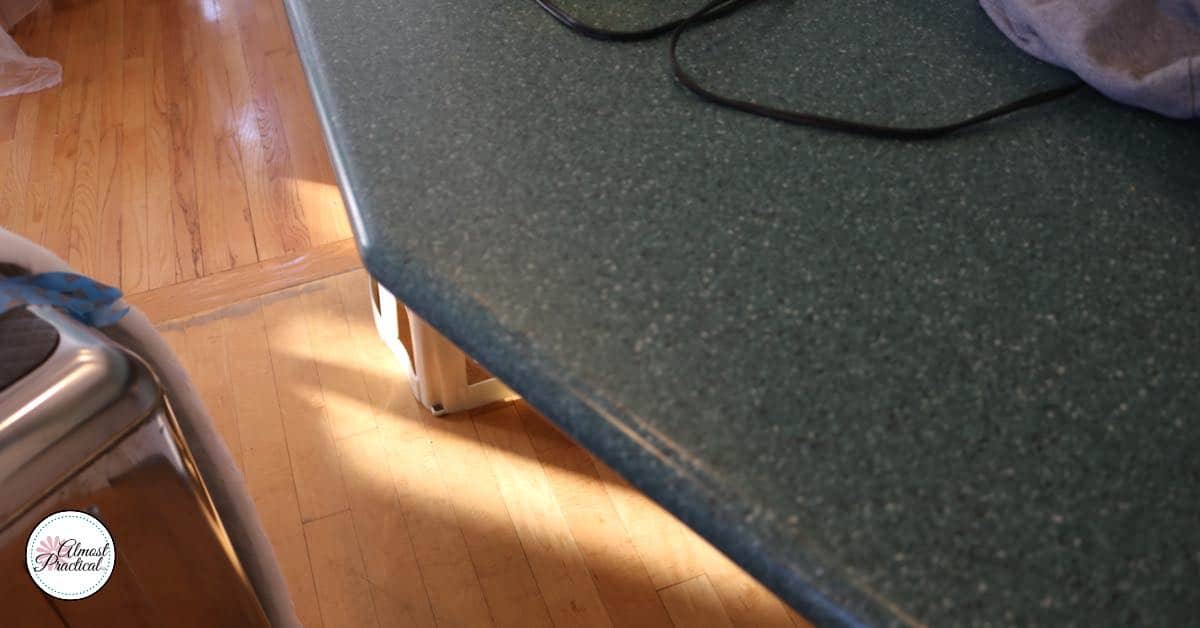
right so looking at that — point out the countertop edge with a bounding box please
[278,2,918,624]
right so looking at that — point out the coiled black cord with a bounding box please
[534,0,1086,140]
[533,0,746,41]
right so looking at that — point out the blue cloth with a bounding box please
[982,0,1200,118]
[0,273,129,326]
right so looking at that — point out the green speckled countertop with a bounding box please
[281,0,1200,624]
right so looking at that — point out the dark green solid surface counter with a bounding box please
[280,0,1200,624]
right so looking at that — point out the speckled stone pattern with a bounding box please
[282,0,1200,624]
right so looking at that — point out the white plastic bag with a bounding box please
[982,0,1200,119]
[0,0,61,97]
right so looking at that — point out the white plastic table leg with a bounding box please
[369,279,518,415]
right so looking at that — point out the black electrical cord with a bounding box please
[533,0,746,42]
[535,0,1087,140]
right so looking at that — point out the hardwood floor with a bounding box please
[159,270,813,628]
[1,0,351,296]
[2,0,813,625]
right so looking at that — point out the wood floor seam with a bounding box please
[127,238,361,323]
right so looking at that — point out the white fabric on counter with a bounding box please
[982,0,1200,119]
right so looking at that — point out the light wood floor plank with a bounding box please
[251,463,327,628]
[157,274,812,628]
[187,10,236,276]
[95,122,123,287]
[255,0,291,54]
[336,430,437,628]
[122,0,143,59]
[593,460,712,591]
[0,3,47,234]
[67,1,108,279]
[198,8,260,271]
[214,0,286,260]
[160,0,204,282]
[303,510,379,628]
[65,25,102,279]
[127,238,360,323]
[96,5,125,286]
[472,404,613,628]
[384,433,496,628]
[182,314,244,473]
[158,323,190,367]
[512,399,578,455]
[332,270,428,443]
[184,0,258,273]
[428,413,556,628]
[594,459,797,627]
[220,302,325,628]
[659,575,735,628]
[0,94,18,142]
[220,300,291,481]
[331,272,497,626]
[703,550,797,628]
[41,6,86,261]
[0,142,11,229]
[0,65,43,233]
[265,48,347,245]
[4,0,348,288]
[229,0,312,254]
[15,73,58,244]
[119,56,150,293]
[300,277,377,440]
[261,289,350,522]
[536,444,674,628]
[100,0,124,131]
[144,1,179,289]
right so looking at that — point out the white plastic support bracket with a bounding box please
[368,278,518,416]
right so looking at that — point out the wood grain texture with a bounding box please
[703,549,798,628]
[261,288,350,522]
[303,510,379,628]
[127,238,360,323]
[265,49,347,245]
[536,443,674,628]
[299,278,376,439]
[64,0,103,278]
[161,0,205,283]
[0,6,47,234]
[119,56,150,292]
[220,300,292,484]
[251,463,327,628]
[336,430,437,628]
[144,1,177,289]
[592,456,713,591]
[472,404,613,628]
[155,271,812,628]
[514,399,577,454]
[182,314,244,473]
[428,413,556,628]
[660,575,736,628]
[0,0,349,293]
[40,7,84,262]
[219,301,324,627]
[384,434,496,627]
[0,94,19,142]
